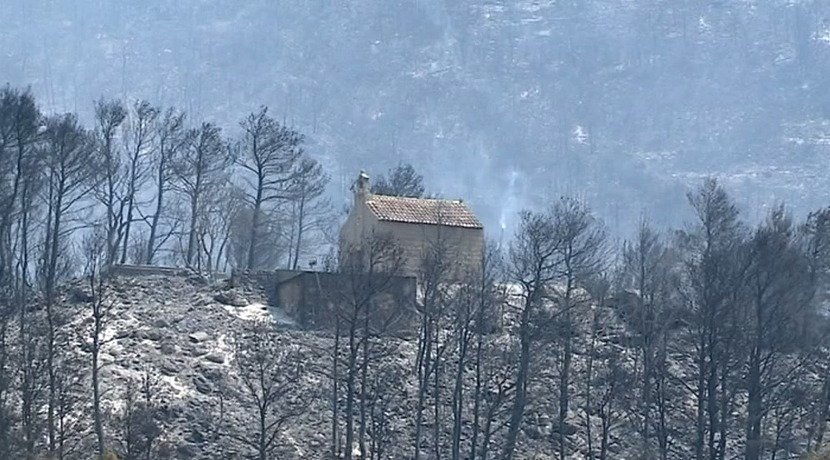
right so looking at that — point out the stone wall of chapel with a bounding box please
[376,220,485,279]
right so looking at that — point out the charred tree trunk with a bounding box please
[332,316,341,459]
[469,325,484,460]
[145,146,166,265]
[502,302,532,460]
[451,327,470,460]
[291,195,306,271]
[246,170,263,270]
[344,309,359,460]
[359,309,370,459]
[92,289,106,457]
[186,190,199,267]
[414,303,434,460]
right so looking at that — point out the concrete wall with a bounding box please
[274,271,416,332]
[230,269,302,305]
[277,278,304,318]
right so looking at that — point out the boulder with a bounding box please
[525,425,545,440]
[114,329,132,340]
[550,422,579,436]
[213,290,248,307]
[193,376,212,395]
[161,361,180,376]
[159,342,177,355]
[187,272,210,286]
[68,287,94,303]
[189,331,210,343]
[201,367,225,382]
[188,347,209,357]
[176,444,197,458]
[187,427,205,444]
[144,329,163,341]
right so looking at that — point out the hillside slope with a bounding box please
[45,272,824,459]
[4,255,819,460]
[56,274,333,458]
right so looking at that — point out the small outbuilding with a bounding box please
[272,270,417,330]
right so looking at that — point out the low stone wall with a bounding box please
[108,264,192,278]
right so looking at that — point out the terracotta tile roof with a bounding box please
[365,194,483,229]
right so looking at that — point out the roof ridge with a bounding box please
[367,193,464,203]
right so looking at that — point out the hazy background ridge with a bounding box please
[2,0,828,236]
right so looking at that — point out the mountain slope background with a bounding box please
[1,0,829,234]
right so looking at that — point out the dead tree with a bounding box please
[0,87,40,289]
[370,163,425,198]
[468,245,505,460]
[236,107,304,270]
[547,197,607,460]
[118,370,164,460]
[119,101,158,264]
[653,312,674,460]
[803,208,830,449]
[336,233,406,460]
[9,89,45,459]
[52,338,87,460]
[0,87,42,459]
[744,206,814,460]
[414,223,457,460]
[501,210,562,460]
[172,122,229,268]
[477,338,517,460]
[197,186,241,275]
[284,157,330,270]
[40,113,96,455]
[232,320,309,460]
[0,295,11,459]
[332,310,342,459]
[145,108,187,264]
[449,244,503,460]
[619,218,675,456]
[449,269,477,460]
[594,341,630,460]
[120,378,138,459]
[367,362,407,460]
[84,226,116,457]
[92,99,128,267]
[0,86,43,457]
[18,316,48,457]
[581,275,611,459]
[677,178,747,460]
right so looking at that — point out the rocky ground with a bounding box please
[52,273,826,459]
[51,273,659,459]
[57,273,630,460]
[58,273,339,459]
[57,274,542,459]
